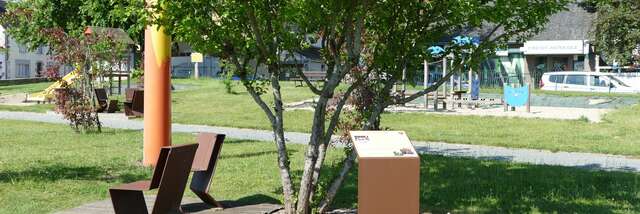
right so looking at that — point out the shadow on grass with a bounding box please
[325,155,640,213]
[220,151,279,160]
[0,163,148,184]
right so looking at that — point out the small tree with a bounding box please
[0,0,145,66]
[42,27,129,132]
[155,1,569,213]
[590,0,640,67]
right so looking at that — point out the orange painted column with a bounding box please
[143,0,172,166]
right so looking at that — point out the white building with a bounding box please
[0,25,53,80]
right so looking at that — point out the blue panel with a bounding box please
[504,85,529,107]
[471,79,480,100]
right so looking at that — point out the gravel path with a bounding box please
[1,111,639,172]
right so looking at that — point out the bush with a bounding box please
[222,71,236,94]
[54,87,101,133]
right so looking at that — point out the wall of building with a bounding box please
[1,33,53,80]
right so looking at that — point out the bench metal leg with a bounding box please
[190,170,223,208]
[110,189,149,214]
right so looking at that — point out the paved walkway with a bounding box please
[55,196,282,214]
[2,111,640,172]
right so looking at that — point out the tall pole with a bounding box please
[194,62,200,79]
[144,0,172,166]
[442,58,447,96]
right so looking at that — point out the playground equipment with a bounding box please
[84,26,137,95]
[26,66,81,103]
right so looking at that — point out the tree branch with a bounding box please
[230,56,276,123]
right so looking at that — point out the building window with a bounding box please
[16,60,30,78]
[36,46,45,55]
[18,44,28,54]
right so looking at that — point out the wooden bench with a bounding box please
[124,88,144,117]
[290,72,326,87]
[94,88,119,113]
[109,144,199,214]
[190,133,226,208]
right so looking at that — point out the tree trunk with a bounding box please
[269,72,297,213]
[296,89,332,213]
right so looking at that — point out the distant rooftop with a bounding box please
[531,3,595,41]
[84,26,136,45]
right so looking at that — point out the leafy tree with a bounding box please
[1,0,145,60]
[590,0,640,66]
[154,0,568,213]
[316,1,569,211]
[3,3,133,132]
[45,28,128,133]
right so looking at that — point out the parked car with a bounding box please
[540,72,640,93]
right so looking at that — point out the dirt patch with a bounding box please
[0,93,36,106]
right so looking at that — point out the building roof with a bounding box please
[530,3,595,41]
[460,3,596,44]
[84,26,136,45]
[297,47,322,61]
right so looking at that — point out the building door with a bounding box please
[533,57,546,88]
[551,57,571,72]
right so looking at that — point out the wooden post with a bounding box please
[442,58,447,97]
[423,60,429,109]
[468,67,473,101]
[595,55,600,72]
[143,0,172,166]
[402,67,407,104]
[457,74,462,91]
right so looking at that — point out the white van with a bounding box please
[540,72,640,93]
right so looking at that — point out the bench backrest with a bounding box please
[94,88,108,102]
[192,133,226,171]
[132,89,144,113]
[125,88,136,102]
[152,144,199,213]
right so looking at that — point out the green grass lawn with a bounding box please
[1,120,639,213]
[3,79,640,157]
[170,79,640,157]
[170,78,317,130]
[0,82,52,95]
[385,104,640,157]
[0,82,55,113]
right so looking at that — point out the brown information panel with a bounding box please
[350,131,420,214]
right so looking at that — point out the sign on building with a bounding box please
[523,40,587,55]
